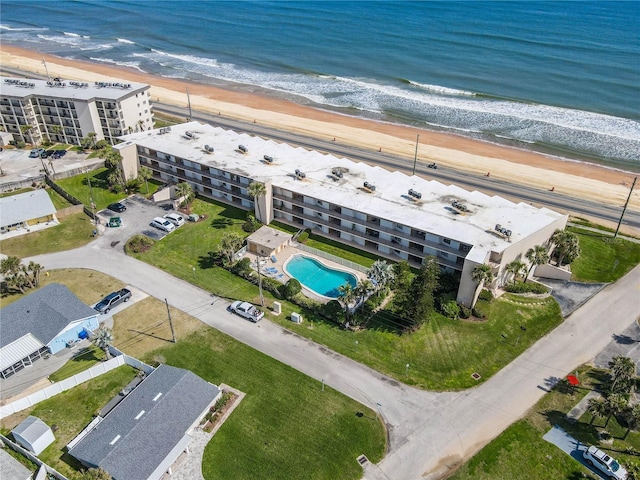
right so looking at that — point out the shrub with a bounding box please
[320,300,344,322]
[458,305,471,319]
[441,300,460,319]
[279,278,302,299]
[364,290,387,310]
[16,140,26,149]
[478,289,493,301]
[472,307,487,319]
[125,235,155,254]
[297,231,309,243]
[231,258,252,276]
[503,282,548,294]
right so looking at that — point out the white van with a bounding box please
[150,216,175,232]
[164,213,185,227]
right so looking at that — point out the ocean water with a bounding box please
[1,1,639,172]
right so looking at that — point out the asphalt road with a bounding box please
[28,236,640,480]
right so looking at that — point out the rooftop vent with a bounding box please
[204,144,214,153]
[363,181,376,191]
[494,224,512,238]
[451,200,468,212]
[185,131,193,138]
[295,169,306,179]
[263,155,273,163]
[408,189,422,200]
[238,145,248,153]
[158,127,172,135]
[331,169,343,178]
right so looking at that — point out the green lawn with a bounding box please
[48,345,106,382]
[0,212,95,258]
[55,167,127,209]
[0,365,137,480]
[450,366,640,479]
[570,226,640,282]
[46,186,74,210]
[145,330,386,480]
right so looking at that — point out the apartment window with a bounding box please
[443,238,451,245]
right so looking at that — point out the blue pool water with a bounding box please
[285,256,357,299]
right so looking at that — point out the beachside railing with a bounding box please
[295,244,370,274]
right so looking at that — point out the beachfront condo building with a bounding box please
[0,77,152,147]
[116,121,568,307]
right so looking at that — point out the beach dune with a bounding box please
[1,46,638,233]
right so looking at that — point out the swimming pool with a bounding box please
[284,255,358,298]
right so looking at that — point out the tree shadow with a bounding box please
[70,347,102,363]
[198,251,219,270]
[541,409,601,445]
[612,333,638,345]
[363,309,408,335]
[211,218,234,229]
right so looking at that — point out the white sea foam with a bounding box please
[408,81,476,97]
[0,24,47,32]
[117,38,135,44]
[89,56,145,73]
[63,31,81,37]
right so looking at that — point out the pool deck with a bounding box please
[244,244,367,303]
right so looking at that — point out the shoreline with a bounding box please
[1,45,639,220]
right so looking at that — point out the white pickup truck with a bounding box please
[229,301,264,322]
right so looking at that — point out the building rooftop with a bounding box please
[69,364,220,480]
[120,122,566,261]
[0,283,98,348]
[0,189,57,228]
[2,77,149,101]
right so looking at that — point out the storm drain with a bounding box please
[357,455,369,467]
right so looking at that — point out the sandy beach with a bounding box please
[2,46,638,227]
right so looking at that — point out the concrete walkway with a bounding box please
[27,234,640,480]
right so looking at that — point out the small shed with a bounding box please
[11,416,55,455]
[246,226,292,258]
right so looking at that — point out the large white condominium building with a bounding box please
[116,122,567,307]
[1,77,153,146]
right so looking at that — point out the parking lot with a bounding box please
[97,195,185,249]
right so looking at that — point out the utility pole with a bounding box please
[614,176,637,239]
[412,133,420,176]
[165,298,177,343]
[186,88,192,121]
[42,58,51,82]
[86,170,97,225]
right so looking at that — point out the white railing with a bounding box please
[296,244,370,274]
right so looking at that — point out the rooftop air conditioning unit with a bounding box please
[185,131,193,138]
[331,169,343,178]
[363,181,376,191]
[204,145,214,153]
[238,145,248,153]
[295,169,306,179]
[452,200,468,212]
[408,189,422,200]
[264,155,273,163]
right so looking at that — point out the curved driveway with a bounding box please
[29,234,640,480]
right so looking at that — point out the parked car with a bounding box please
[583,445,627,480]
[94,288,132,314]
[29,148,45,158]
[164,213,185,227]
[107,202,127,213]
[150,216,175,232]
[229,301,264,322]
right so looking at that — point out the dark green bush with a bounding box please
[231,258,252,276]
[503,282,548,294]
[297,231,309,243]
[458,305,471,319]
[320,300,344,322]
[279,278,302,299]
[441,300,460,319]
[478,289,493,301]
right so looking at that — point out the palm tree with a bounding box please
[51,124,63,142]
[20,124,35,145]
[471,264,494,290]
[0,256,22,276]
[604,393,629,428]
[87,131,97,149]
[624,404,640,439]
[92,327,114,360]
[138,166,153,194]
[524,245,549,282]
[354,279,374,313]
[27,261,43,287]
[587,396,607,425]
[175,182,194,210]
[137,119,145,132]
[338,283,356,322]
[368,260,395,294]
[505,260,526,284]
[247,181,266,223]
[608,355,637,395]
[550,229,581,266]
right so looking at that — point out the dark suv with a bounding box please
[94,288,132,314]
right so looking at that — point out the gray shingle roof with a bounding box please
[0,283,98,348]
[0,189,56,228]
[69,364,220,480]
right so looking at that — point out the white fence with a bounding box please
[296,244,370,274]
[0,351,154,419]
